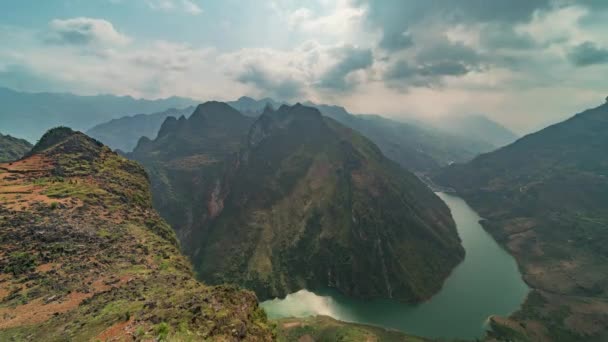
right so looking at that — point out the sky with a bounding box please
[1,0,608,133]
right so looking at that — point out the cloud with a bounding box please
[568,42,608,66]
[378,31,413,52]
[47,17,130,46]
[283,0,364,39]
[147,0,202,15]
[317,46,373,91]
[236,64,304,100]
[384,59,470,89]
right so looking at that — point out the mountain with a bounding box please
[0,87,197,142]
[0,127,273,340]
[311,103,497,172]
[434,102,608,341]
[131,102,464,303]
[92,95,497,173]
[0,133,32,162]
[86,107,195,152]
[229,96,285,116]
[426,114,519,148]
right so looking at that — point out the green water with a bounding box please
[261,192,529,340]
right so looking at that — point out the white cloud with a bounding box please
[147,0,202,15]
[47,17,130,46]
[182,0,203,15]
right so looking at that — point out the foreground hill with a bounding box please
[0,127,273,340]
[132,102,464,303]
[0,87,197,142]
[86,107,195,152]
[434,102,608,341]
[0,133,32,162]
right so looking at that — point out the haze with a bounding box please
[2,0,608,133]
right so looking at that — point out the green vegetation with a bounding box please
[0,128,274,340]
[4,252,36,275]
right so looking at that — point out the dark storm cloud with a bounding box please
[356,0,554,45]
[384,59,470,89]
[237,64,304,100]
[416,41,482,66]
[568,42,608,67]
[317,46,373,91]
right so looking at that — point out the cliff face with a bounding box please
[0,127,273,341]
[133,103,464,303]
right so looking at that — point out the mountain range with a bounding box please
[434,101,608,341]
[88,94,517,172]
[0,87,198,143]
[130,102,465,302]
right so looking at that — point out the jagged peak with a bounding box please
[249,103,326,148]
[190,101,243,121]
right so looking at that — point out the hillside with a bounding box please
[434,102,608,341]
[132,102,464,303]
[0,133,32,162]
[0,87,197,142]
[0,127,273,340]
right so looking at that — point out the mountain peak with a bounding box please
[29,127,103,157]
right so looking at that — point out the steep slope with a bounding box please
[202,105,464,301]
[0,127,273,340]
[86,106,195,152]
[434,102,608,341]
[0,87,197,142]
[130,102,255,249]
[0,133,32,162]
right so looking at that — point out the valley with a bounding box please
[261,193,529,340]
[435,102,608,341]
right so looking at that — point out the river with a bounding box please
[261,192,529,340]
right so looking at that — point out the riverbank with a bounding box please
[263,193,529,340]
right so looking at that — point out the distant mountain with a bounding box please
[228,96,285,116]
[310,103,497,172]
[87,107,195,152]
[0,127,273,340]
[0,87,198,142]
[131,102,464,302]
[0,133,32,162]
[426,114,519,148]
[92,95,495,172]
[434,102,608,341]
